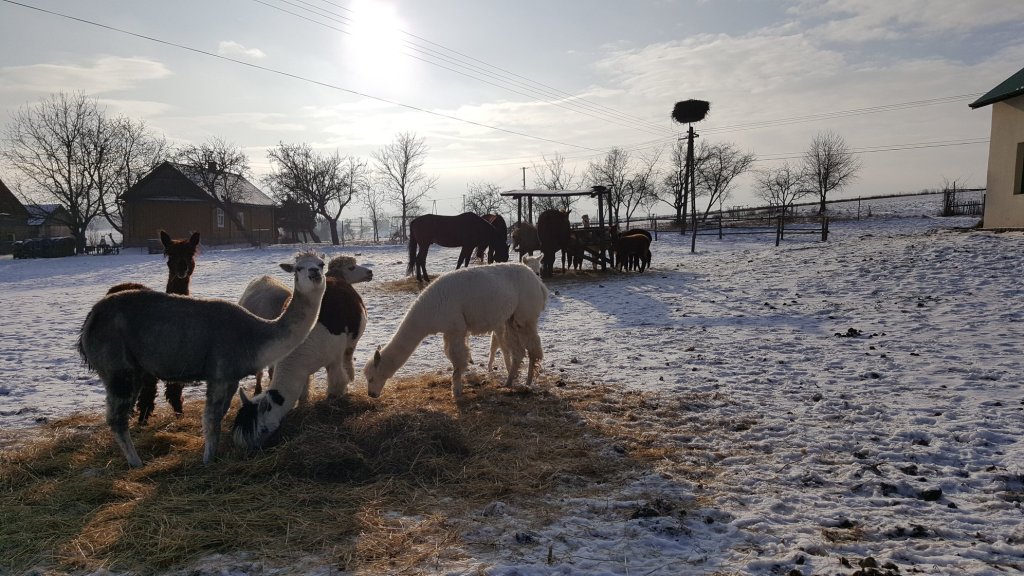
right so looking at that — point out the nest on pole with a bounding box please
[671,100,710,124]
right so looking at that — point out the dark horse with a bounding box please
[537,209,571,278]
[473,214,509,264]
[407,212,509,282]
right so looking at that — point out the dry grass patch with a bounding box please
[1,374,706,574]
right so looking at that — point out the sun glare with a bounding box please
[343,0,410,91]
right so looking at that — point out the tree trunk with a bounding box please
[327,217,340,245]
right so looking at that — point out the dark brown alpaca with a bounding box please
[136,230,200,423]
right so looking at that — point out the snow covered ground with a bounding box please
[2,192,1023,575]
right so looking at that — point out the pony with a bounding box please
[231,255,370,451]
[78,252,327,467]
[536,209,571,277]
[407,212,509,282]
[365,263,547,399]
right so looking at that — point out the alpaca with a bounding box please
[137,230,201,424]
[231,255,371,451]
[487,256,542,372]
[365,263,547,399]
[521,254,542,275]
[78,251,327,467]
[244,255,373,394]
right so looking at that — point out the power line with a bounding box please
[0,0,608,154]
[253,0,677,137]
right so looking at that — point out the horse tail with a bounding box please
[406,231,417,276]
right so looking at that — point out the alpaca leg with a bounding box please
[343,344,356,383]
[202,380,239,465]
[165,380,185,416]
[298,374,314,405]
[487,332,500,371]
[136,374,158,426]
[524,326,544,387]
[326,361,349,398]
[106,370,143,467]
[443,333,469,398]
[498,327,525,388]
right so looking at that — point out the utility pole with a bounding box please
[521,167,527,189]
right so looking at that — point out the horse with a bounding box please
[407,212,509,282]
[536,209,571,278]
[474,214,509,264]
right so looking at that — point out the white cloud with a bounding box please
[0,56,171,95]
[792,0,1024,42]
[217,41,266,60]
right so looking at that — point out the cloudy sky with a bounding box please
[1,0,1022,214]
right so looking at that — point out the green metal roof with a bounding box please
[970,66,1024,109]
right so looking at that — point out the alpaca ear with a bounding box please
[373,346,382,367]
[280,263,294,273]
[238,388,252,406]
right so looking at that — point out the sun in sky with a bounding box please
[342,0,411,93]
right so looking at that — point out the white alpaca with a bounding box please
[232,255,371,451]
[364,263,548,398]
[486,255,542,371]
[78,251,327,467]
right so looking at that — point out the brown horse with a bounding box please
[474,214,509,263]
[537,209,571,278]
[407,212,509,282]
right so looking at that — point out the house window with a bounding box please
[216,208,225,228]
[1016,142,1024,195]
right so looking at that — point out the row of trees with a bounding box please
[0,92,440,250]
[1,91,860,252]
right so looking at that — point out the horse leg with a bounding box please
[417,243,430,282]
[105,369,144,467]
[202,379,239,465]
[165,380,185,416]
[457,245,473,269]
[136,373,157,425]
[443,332,469,398]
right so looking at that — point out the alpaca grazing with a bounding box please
[242,255,373,395]
[78,251,327,467]
[231,255,371,451]
[364,263,548,399]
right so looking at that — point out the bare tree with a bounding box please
[361,182,388,243]
[755,163,811,246]
[695,141,756,222]
[803,130,860,216]
[265,142,367,245]
[176,137,255,243]
[660,139,688,228]
[2,92,108,252]
[464,181,510,216]
[371,132,437,242]
[98,117,168,234]
[620,148,663,228]
[585,147,631,225]
[532,152,579,212]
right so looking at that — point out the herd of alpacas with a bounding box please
[77,229,552,467]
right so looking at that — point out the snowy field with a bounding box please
[2,192,1023,575]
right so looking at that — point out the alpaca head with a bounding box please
[364,345,396,398]
[161,230,200,280]
[231,388,287,451]
[281,251,327,297]
[326,254,373,284]
[521,255,542,276]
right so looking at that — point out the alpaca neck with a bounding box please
[166,275,191,295]
[377,310,433,376]
[255,285,324,370]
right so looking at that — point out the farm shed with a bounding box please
[122,162,278,248]
[501,185,617,270]
[970,65,1024,229]
[0,177,30,251]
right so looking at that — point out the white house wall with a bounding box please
[983,95,1024,229]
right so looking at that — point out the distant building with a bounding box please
[970,65,1024,229]
[122,161,278,247]
[0,177,30,246]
